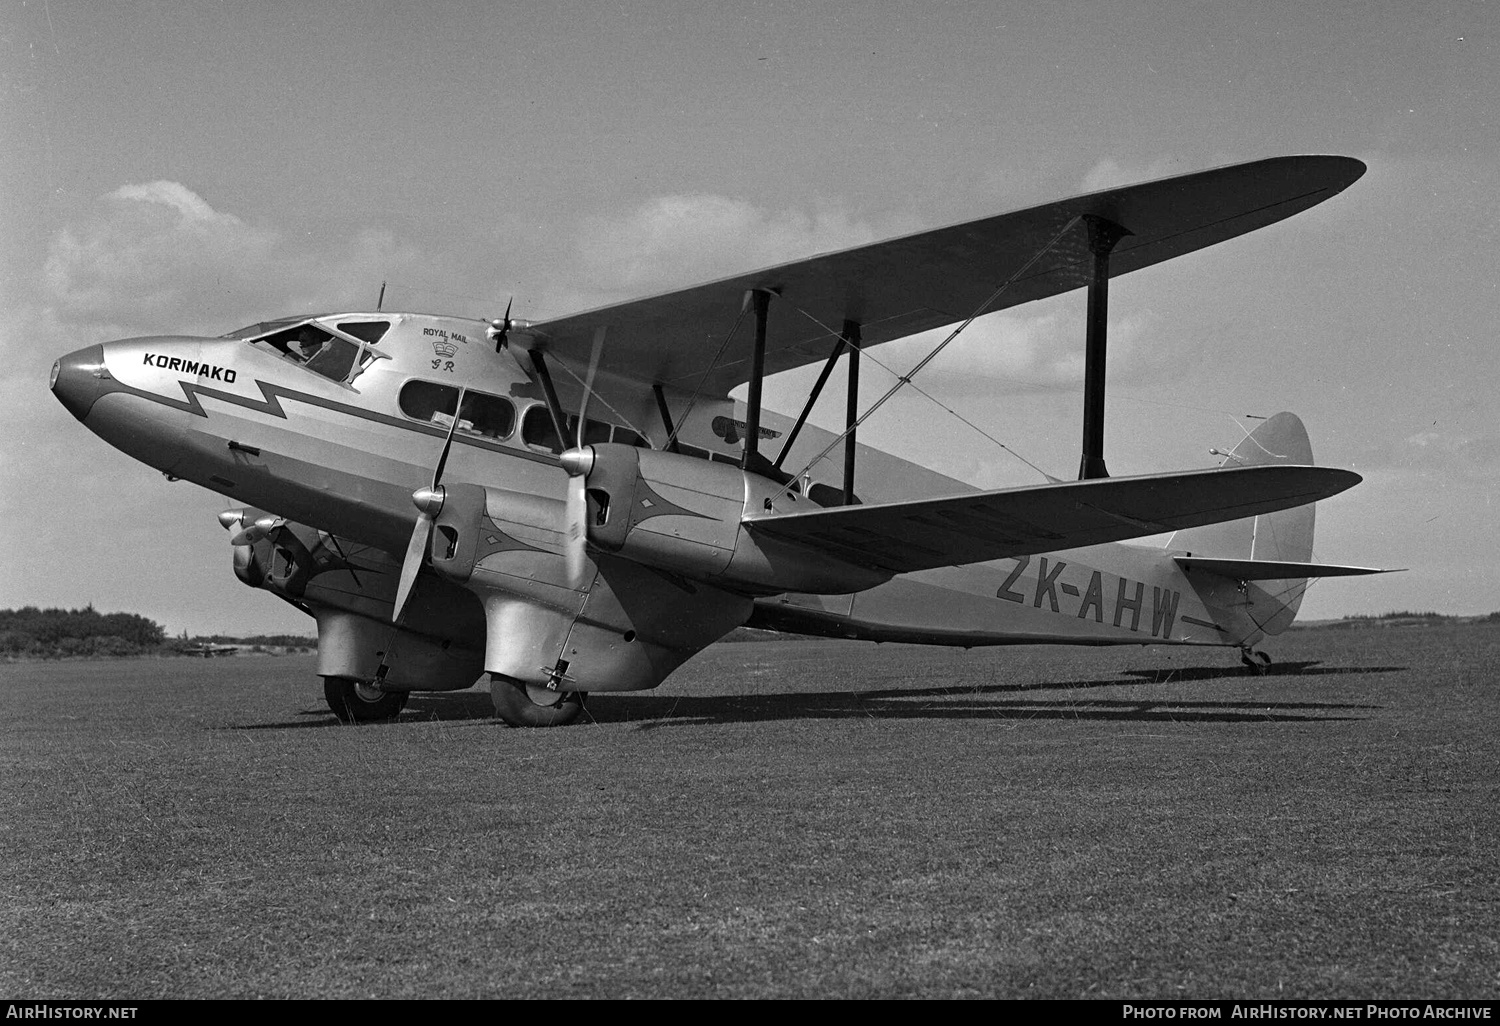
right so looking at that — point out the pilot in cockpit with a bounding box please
[294,327,327,364]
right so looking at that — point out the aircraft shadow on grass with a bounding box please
[582,689,1390,730]
[1118,660,1405,684]
[228,660,1400,731]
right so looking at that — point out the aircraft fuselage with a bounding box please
[52,310,1296,706]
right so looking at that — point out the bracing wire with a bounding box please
[546,355,655,446]
[544,302,750,453]
[664,304,749,452]
[785,300,1059,483]
[786,215,1084,488]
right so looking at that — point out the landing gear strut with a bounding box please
[323,676,409,723]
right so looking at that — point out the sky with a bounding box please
[2,0,1497,636]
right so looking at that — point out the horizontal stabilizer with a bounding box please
[743,465,1360,575]
[1174,556,1399,580]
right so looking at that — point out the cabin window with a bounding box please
[398,381,516,440]
[676,442,740,464]
[521,404,564,453]
[565,414,615,446]
[521,405,655,453]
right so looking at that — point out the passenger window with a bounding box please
[398,381,515,439]
[461,392,515,439]
[522,404,563,453]
[523,405,652,453]
[400,380,457,422]
[564,415,613,446]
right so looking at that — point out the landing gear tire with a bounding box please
[491,677,586,728]
[323,676,409,723]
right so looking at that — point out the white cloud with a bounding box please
[570,192,1182,397]
[873,301,1162,395]
[1079,155,1189,194]
[1397,430,1500,474]
[108,180,240,227]
[35,181,436,343]
[575,193,922,297]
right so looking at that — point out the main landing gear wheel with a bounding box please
[323,677,409,723]
[491,678,587,728]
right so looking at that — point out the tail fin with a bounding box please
[1168,412,1316,634]
[1170,412,1315,562]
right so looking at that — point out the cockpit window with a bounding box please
[222,316,306,340]
[245,324,361,382]
[337,321,390,344]
[399,381,516,440]
[236,321,371,384]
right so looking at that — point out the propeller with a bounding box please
[487,298,534,351]
[229,514,285,547]
[488,298,513,350]
[556,327,606,589]
[391,387,466,622]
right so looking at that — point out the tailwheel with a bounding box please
[323,676,409,723]
[1239,649,1273,674]
[490,676,587,728]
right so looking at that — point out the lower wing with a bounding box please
[743,465,1361,576]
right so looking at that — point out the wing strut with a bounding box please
[528,350,571,451]
[773,334,845,469]
[742,288,774,468]
[784,214,1084,487]
[842,319,861,504]
[652,384,681,453]
[1078,215,1131,480]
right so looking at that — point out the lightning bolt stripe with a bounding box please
[97,373,561,468]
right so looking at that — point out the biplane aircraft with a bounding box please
[51,155,1390,726]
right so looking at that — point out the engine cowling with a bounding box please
[577,443,887,595]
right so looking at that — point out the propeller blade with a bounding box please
[576,326,606,448]
[565,472,588,589]
[392,394,466,624]
[431,386,466,487]
[392,514,432,623]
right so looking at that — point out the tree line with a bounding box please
[0,605,166,658]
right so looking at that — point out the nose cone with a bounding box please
[51,344,109,422]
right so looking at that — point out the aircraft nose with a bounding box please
[50,344,110,422]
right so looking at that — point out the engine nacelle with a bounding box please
[312,606,484,692]
[582,444,887,595]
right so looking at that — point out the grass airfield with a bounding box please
[2,624,1497,1000]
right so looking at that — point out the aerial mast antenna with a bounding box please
[377,281,386,311]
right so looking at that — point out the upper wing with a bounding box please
[742,465,1361,575]
[523,155,1364,396]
